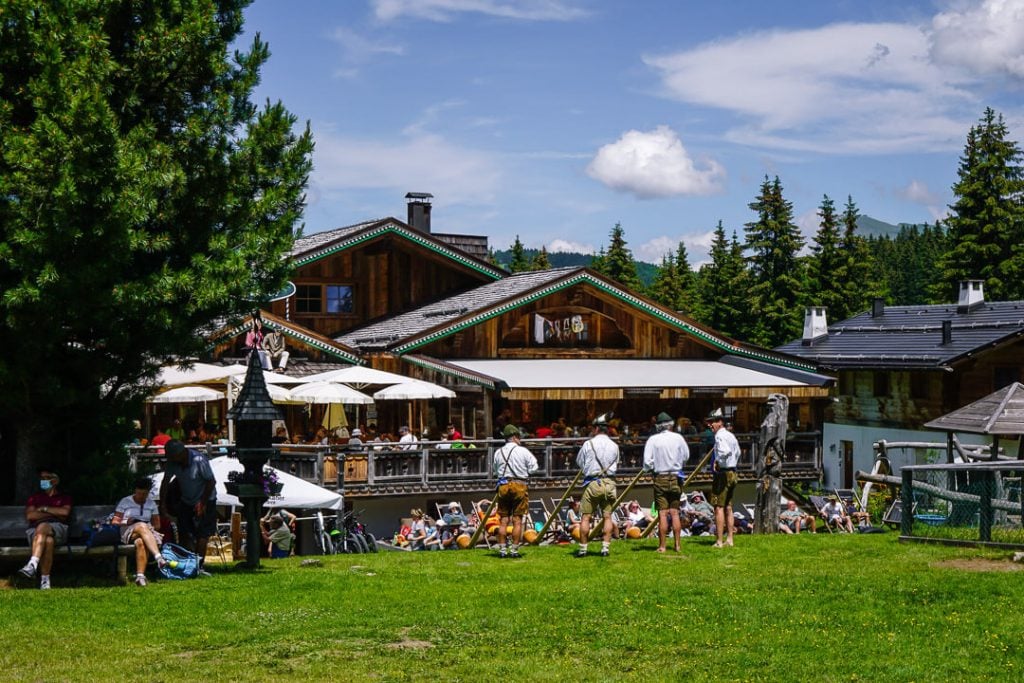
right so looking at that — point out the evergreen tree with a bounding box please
[674,241,695,316]
[744,177,805,347]
[530,245,552,271]
[693,222,748,337]
[805,195,844,316]
[0,1,313,500]
[649,253,680,310]
[508,235,530,273]
[835,195,877,318]
[593,222,642,290]
[935,107,1024,301]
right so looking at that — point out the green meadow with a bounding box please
[2,534,1021,682]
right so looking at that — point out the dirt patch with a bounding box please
[932,558,1024,572]
[386,627,433,650]
[0,578,13,590]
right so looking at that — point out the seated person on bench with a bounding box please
[113,477,167,586]
[821,496,854,532]
[19,469,72,590]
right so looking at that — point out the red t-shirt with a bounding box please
[26,491,73,528]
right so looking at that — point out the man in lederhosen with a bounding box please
[492,424,538,558]
[708,410,741,548]
[643,411,690,553]
[575,413,619,557]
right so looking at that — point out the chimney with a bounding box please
[801,306,828,345]
[941,320,952,345]
[871,298,885,318]
[405,192,433,233]
[957,279,985,313]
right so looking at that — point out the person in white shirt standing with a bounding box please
[707,411,741,548]
[575,414,620,557]
[492,424,538,558]
[642,412,690,553]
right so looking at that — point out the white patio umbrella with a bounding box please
[372,380,456,400]
[150,456,342,510]
[299,365,409,387]
[148,386,226,403]
[289,381,374,405]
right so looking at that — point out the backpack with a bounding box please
[158,542,200,579]
[84,513,121,549]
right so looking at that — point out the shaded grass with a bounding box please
[1,534,1022,682]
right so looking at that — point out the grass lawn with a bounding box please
[1,533,1021,682]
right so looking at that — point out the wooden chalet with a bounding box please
[196,194,834,524]
[777,280,1024,488]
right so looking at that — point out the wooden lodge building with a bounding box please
[196,194,834,529]
[777,280,1024,489]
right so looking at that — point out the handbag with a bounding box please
[84,515,122,549]
[158,542,200,580]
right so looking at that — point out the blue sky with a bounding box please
[242,0,1024,265]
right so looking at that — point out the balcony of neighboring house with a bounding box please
[128,431,823,497]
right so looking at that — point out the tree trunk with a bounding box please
[14,421,45,502]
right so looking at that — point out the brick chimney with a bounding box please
[801,306,828,345]
[957,280,985,313]
[405,192,433,233]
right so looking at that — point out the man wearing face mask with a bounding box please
[19,469,72,590]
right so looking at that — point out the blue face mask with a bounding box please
[40,479,52,491]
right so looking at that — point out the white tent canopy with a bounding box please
[147,386,225,403]
[289,381,374,405]
[373,380,455,400]
[151,455,342,510]
[300,365,409,387]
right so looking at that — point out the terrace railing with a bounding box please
[127,430,820,491]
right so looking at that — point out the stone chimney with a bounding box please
[957,279,985,313]
[405,192,433,233]
[801,306,828,345]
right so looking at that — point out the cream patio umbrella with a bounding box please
[147,385,226,421]
[372,380,455,437]
[299,365,409,388]
[288,381,374,405]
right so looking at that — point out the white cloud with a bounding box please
[311,126,501,205]
[636,231,716,265]
[931,0,1024,78]
[329,27,404,78]
[642,17,997,154]
[898,179,941,205]
[372,0,588,22]
[586,126,726,198]
[548,238,597,254]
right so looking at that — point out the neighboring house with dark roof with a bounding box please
[777,280,1024,487]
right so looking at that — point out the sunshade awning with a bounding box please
[436,359,833,399]
[373,380,456,400]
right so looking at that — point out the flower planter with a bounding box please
[225,481,283,498]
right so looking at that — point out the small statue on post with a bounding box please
[754,393,788,534]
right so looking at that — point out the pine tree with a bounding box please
[594,222,642,290]
[935,107,1024,301]
[744,177,805,347]
[530,246,552,271]
[835,196,877,318]
[649,253,679,310]
[693,222,748,337]
[0,0,313,499]
[674,242,695,316]
[805,195,844,316]
[508,235,530,273]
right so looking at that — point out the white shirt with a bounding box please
[643,429,690,473]
[576,433,619,478]
[115,494,158,525]
[493,441,539,480]
[714,427,741,469]
[398,433,418,450]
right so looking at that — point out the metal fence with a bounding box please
[900,461,1024,546]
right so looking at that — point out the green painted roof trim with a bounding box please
[393,272,816,372]
[293,223,504,279]
[402,355,497,390]
[207,320,362,364]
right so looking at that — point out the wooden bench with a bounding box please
[0,505,136,581]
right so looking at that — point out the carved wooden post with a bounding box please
[754,393,788,534]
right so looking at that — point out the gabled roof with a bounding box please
[290,218,505,280]
[337,266,817,372]
[776,300,1024,369]
[207,310,362,364]
[924,381,1024,435]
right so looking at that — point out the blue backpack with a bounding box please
[158,542,200,580]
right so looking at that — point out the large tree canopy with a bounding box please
[0,1,313,501]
